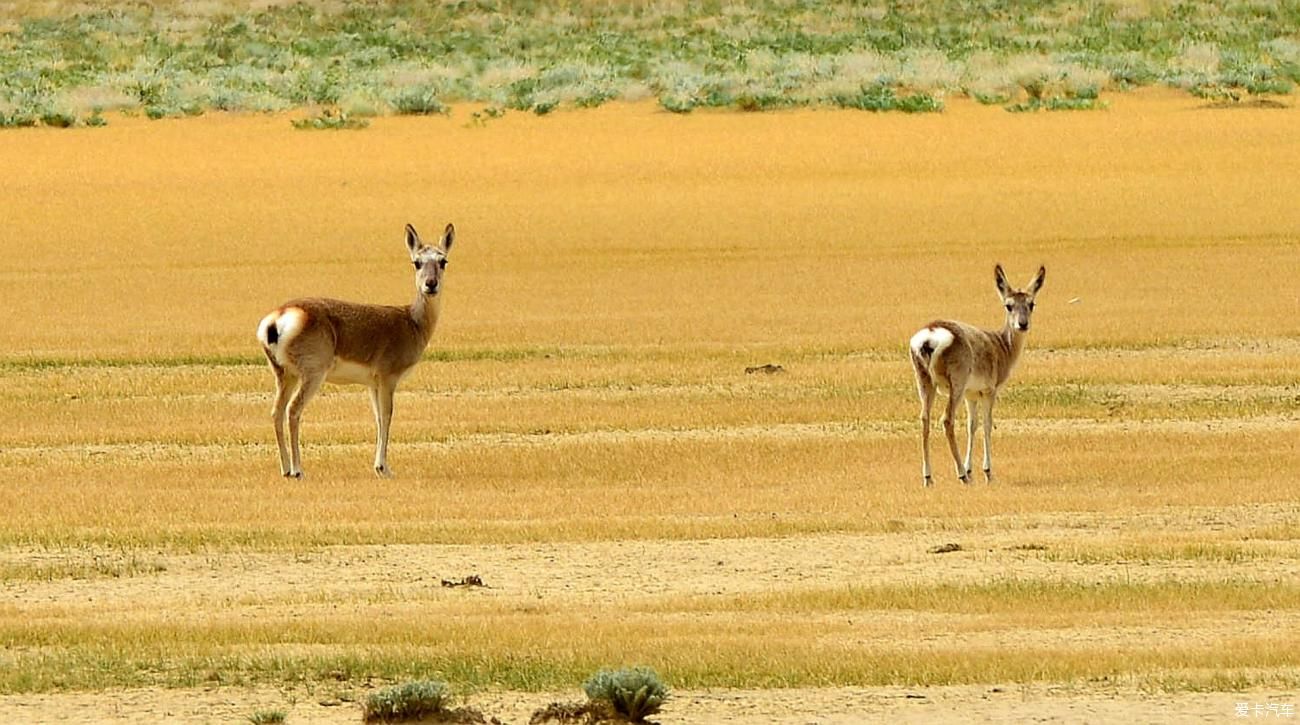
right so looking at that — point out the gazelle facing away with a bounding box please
[256,223,454,478]
[908,265,1045,487]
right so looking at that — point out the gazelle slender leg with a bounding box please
[941,383,969,483]
[919,389,935,487]
[982,395,995,482]
[912,360,936,487]
[963,396,979,480]
[270,367,298,477]
[286,371,325,479]
[370,378,397,478]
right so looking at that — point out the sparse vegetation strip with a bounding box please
[2,0,1298,126]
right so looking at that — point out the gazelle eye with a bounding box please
[1005,303,1013,311]
[438,259,448,269]
[1029,302,1036,310]
[413,260,423,270]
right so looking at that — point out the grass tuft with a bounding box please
[389,86,449,116]
[246,710,287,725]
[363,680,450,722]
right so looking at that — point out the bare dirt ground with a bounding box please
[3,509,1299,722]
[1,683,1290,724]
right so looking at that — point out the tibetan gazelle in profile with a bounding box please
[256,223,455,478]
[908,265,1045,487]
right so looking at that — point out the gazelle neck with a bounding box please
[1000,322,1029,368]
[410,292,442,343]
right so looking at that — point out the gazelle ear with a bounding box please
[405,224,421,258]
[440,223,455,254]
[1027,265,1046,296]
[994,264,1011,299]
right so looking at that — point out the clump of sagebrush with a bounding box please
[582,667,669,723]
[38,110,76,127]
[363,680,449,722]
[389,85,449,115]
[246,709,287,725]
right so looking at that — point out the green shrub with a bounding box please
[1072,84,1100,100]
[734,92,789,112]
[582,667,669,723]
[363,680,450,722]
[1245,77,1293,95]
[658,95,695,114]
[40,111,76,127]
[0,110,39,128]
[895,92,944,113]
[832,84,942,113]
[389,86,448,115]
[574,88,618,108]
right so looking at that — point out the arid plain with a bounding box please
[0,92,1298,722]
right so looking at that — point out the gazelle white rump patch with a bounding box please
[257,306,308,367]
[910,326,955,359]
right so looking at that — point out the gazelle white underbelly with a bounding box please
[326,358,376,386]
[965,371,995,394]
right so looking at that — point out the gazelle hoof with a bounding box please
[983,469,994,483]
[284,471,303,480]
[922,475,933,488]
[958,474,971,484]
[374,465,393,479]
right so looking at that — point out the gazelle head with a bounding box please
[995,264,1046,332]
[406,223,455,296]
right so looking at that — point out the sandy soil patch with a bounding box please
[0,683,1292,723]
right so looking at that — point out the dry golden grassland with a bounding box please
[0,92,1298,720]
